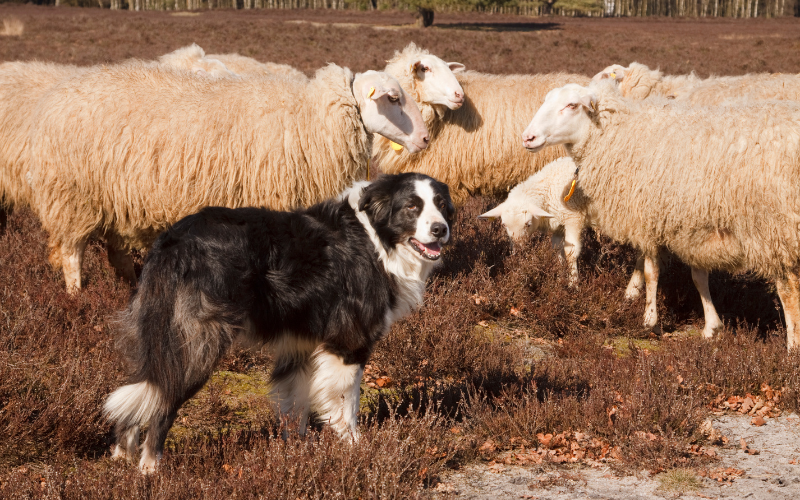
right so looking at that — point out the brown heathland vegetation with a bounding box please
[1,5,800,498]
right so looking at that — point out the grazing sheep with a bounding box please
[593,62,700,99]
[477,157,582,283]
[479,157,724,336]
[207,53,308,80]
[522,81,800,347]
[28,62,429,292]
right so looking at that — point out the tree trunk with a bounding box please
[416,7,434,28]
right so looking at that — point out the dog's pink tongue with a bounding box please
[423,242,441,255]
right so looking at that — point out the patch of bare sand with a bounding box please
[438,414,800,499]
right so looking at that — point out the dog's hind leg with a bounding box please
[111,423,139,461]
[308,348,365,441]
[272,337,316,438]
[139,409,180,474]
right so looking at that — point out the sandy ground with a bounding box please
[439,413,800,499]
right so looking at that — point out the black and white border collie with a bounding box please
[103,173,454,473]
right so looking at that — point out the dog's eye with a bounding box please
[406,204,417,210]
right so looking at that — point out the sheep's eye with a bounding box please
[388,95,400,103]
[566,103,578,110]
[422,66,430,73]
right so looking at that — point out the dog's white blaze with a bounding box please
[308,348,363,440]
[413,179,449,244]
[345,182,438,331]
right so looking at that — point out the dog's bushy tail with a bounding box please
[104,241,243,432]
[103,263,181,429]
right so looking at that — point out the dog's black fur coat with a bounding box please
[107,172,453,469]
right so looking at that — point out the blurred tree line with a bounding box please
[12,0,799,23]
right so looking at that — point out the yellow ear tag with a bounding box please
[368,87,375,98]
[390,141,404,152]
[564,179,577,203]
[609,72,616,79]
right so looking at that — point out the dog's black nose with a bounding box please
[430,222,448,238]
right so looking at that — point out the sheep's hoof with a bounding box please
[625,287,643,300]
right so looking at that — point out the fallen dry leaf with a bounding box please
[751,416,766,426]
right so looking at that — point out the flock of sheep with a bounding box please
[1,42,800,350]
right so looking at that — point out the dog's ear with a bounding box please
[436,181,455,220]
[358,183,393,227]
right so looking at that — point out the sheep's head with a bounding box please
[192,57,236,78]
[354,70,429,154]
[478,199,553,241]
[522,83,597,153]
[592,64,627,84]
[409,54,465,110]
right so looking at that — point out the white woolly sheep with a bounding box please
[594,62,800,106]
[374,69,590,204]
[477,157,583,283]
[27,62,429,292]
[523,81,800,348]
[592,62,700,99]
[479,157,724,337]
[0,45,235,275]
[207,53,308,80]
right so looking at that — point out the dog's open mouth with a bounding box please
[409,238,442,261]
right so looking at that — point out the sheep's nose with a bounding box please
[430,222,448,238]
[422,134,429,144]
[454,90,463,99]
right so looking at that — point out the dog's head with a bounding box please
[358,173,454,262]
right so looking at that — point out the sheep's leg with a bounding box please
[625,255,646,300]
[691,267,723,339]
[776,272,800,351]
[563,224,582,287]
[550,233,565,261]
[61,240,88,293]
[642,255,660,334]
[308,348,364,442]
[106,243,137,284]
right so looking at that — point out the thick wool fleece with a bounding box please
[29,62,369,254]
[570,81,800,279]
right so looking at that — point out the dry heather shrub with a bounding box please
[373,197,644,387]
[0,210,130,467]
[460,327,799,470]
[0,17,24,37]
[1,413,453,499]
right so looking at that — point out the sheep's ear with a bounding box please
[531,206,554,219]
[579,93,597,113]
[478,205,505,221]
[366,85,395,101]
[192,67,210,77]
[598,70,624,83]
[409,60,425,76]
[448,62,466,73]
